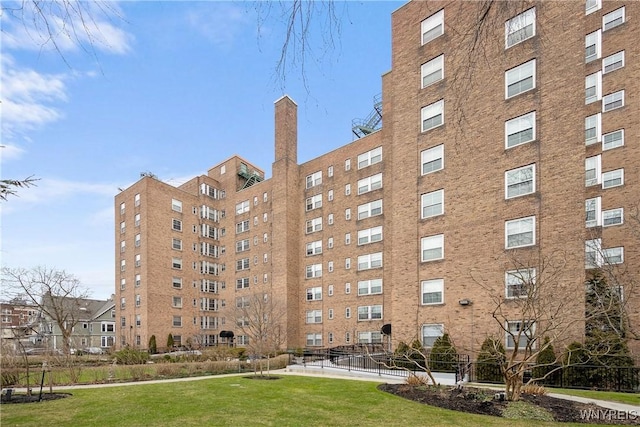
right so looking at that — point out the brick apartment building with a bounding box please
[114,1,639,358]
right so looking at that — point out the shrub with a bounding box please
[114,348,150,365]
[429,333,458,372]
[166,334,175,350]
[148,335,158,354]
[532,337,557,384]
[476,336,505,383]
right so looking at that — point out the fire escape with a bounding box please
[238,163,264,190]
[351,93,383,139]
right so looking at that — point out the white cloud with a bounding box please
[185,4,251,48]
[0,144,26,161]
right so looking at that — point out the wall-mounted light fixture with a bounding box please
[458,299,472,306]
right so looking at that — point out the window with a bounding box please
[236,296,250,308]
[358,146,382,169]
[345,283,351,294]
[236,239,250,252]
[505,216,535,249]
[585,239,602,268]
[134,193,140,207]
[306,240,322,256]
[585,30,601,63]
[172,277,182,289]
[120,259,126,271]
[236,278,249,289]
[345,307,351,318]
[306,333,322,347]
[101,322,115,333]
[506,321,535,349]
[172,219,182,232]
[357,226,383,245]
[120,278,126,290]
[235,200,249,215]
[328,166,333,177]
[172,316,182,327]
[306,171,322,189]
[134,254,141,267]
[305,217,323,234]
[585,113,601,146]
[236,220,250,233]
[505,8,535,48]
[603,247,624,264]
[421,144,444,175]
[135,234,141,247]
[236,258,250,271]
[328,213,334,225]
[603,90,624,112]
[422,324,444,347]
[120,221,126,234]
[120,241,125,253]
[603,7,625,31]
[586,0,601,14]
[358,305,382,321]
[306,194,322,211]
[345,184,351,196]
[306,310,322,324]
[505,60,535,98]
[328,190,334,201]
[358,331,382,344]
[585,155,601,186]
[505,164,535,199]
[328,285,334,296]
[345,258,351,269]
[306,264,322,279]
[120,202,125,215]
[172,199,182,212]
[585,197,602,228]
[421,234,444,262]
[172,238,182,250]
[505,268,535,298]
[421,99,444,132]
[135,274,141,287]
[172,296,182,308]
[358,279,383,296]
[505,111,535,148]
[328,261,334,272]
[135,315,141,327]
[357,252,383,270]
[585,72,601,104]
[421,9,443,45]
[357,173,383,195]
[358,199,383,220]
[134,214,140,227]
[602,129,624,151]
[603,208,623,227]
[306,287,322,301]
[345,159,351,171]
[327,237,334,249]
[135,294,141,307]
[263,233,268,243]
[172,258,182,269]
[421,279,444,305]
[603,51,624,74]
[421,55,444,88]
[602,169,624,189]
[421,189,444,218]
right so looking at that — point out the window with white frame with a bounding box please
[306,240,322,256]
[358,199,382,220]
[358,331,382,344]
[421,55,444,88]
[602,129,624,151]
[345,184,351,196]
[357,226,383,245]
[358,305,382,321]
[586,0,601,14]
[306,310,322,324]
[602,169,624,189]
[120,241,125,253]
[172,258,182,269]
[306,333,322,347]
[505,8,535,48]
[306,264,322,279]
[328,189,334,201]
[346,307,351,319]
[135,254,141,267]
[236,220,250,233]
[135,274,141,287]
[172,296,182,308]
[306,286,322,301]
[505,111,535,148]
[120,259,126,271]
[235,200,249,215]
[603,7,625,31]
[306,194,322,211]
[173,316,182,327]
[236,238,250,253]
[422,324,444,347]
[172,277,182,289]
[306,171,322,189]
[357,252,382,270]
[421,99,444,132]
[134,213,140,227]
[585,197,602,228]
[120,202,125,215]
[505,164,535,199]
[172,199,183,213]
[585,155,601,186]
[603,51,624,74]
[603,208,623,227]
[236,258,250,271]
[506,321,535,349]
[505,59,535,98]
[585,238,602,268]
[345,258,351,269]
[585,30,601,63]
[328,261,334,272]
[328,166,333,177]
[328,332,334,344]
[345,283,351,294]
[603,247,624,264]
[328,309,334,319]
[345,159,351,171]
[585,72,601,104]
[120,221,126,234]
[172,238,182,250]
[603,90,624,112]
[134,193,140,206]
[358,279,383,296]
[328,284,334,296]
[236,277,249,289]
[172,219,182,232]
[120,278,126,290]
[357,173,383,195]
[421,9,444,45]
[135,234,141,247]
[585,113,601,146]
[306,217,323,234]
[505,268,535,299]
[421,234,444,262]
[421,144,444,175]
[505,216,535,249]
[328,237,334,249]
[345,209,351,220]
[236,296,250,308]
[358,147,382,169]
[421,189,444,218]
[421,279,444,305]
[135,294,141,307]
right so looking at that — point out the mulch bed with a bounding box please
[1,392,72,404]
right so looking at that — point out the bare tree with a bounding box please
[0,176,39,201]
[1,267,91,356]
[233,290,286,376]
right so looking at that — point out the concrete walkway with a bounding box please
[5,364,638,415]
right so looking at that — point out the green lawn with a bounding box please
[1,375,628,427]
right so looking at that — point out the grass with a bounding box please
[1,375,626,427]
[548,387,640,406]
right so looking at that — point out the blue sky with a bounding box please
[1,1,401,299]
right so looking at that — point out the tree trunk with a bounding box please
[505,371,523,401]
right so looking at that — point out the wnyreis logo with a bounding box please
[579,409,638,422]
